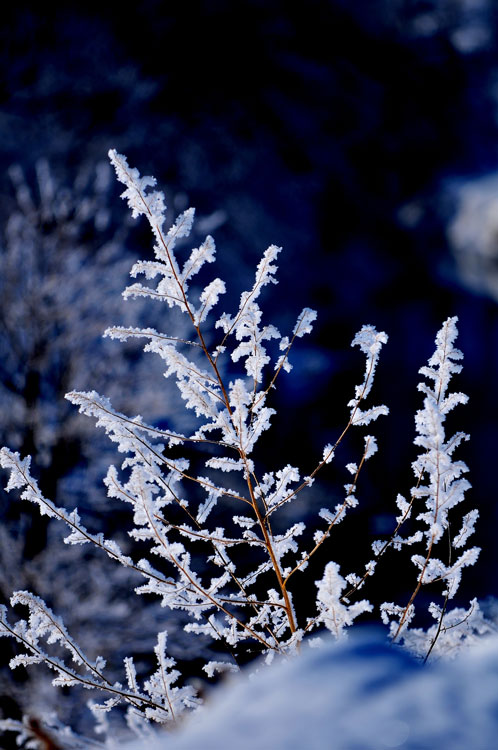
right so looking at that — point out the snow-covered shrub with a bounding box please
[0,152,484,748]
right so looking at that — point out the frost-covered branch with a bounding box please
[379,318,479,655]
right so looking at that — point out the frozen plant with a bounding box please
[0,152,483,748]
[377,317,480,657]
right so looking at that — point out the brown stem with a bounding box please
[245,468,297,635]
[392,534,435,641]
[423,592,449,664]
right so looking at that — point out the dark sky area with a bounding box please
[1,0,498,668]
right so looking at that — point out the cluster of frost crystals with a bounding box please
[314,563,372,640]
[348,326,389,426]
[380,317,480,656]
[396,599,498,661]
[108,149,219,321]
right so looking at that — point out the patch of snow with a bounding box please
[123,628,498,749]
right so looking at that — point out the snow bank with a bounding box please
[124,628,498,750]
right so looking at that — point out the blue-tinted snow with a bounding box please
[124,628,498,750]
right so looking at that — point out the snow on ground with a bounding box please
[123,627,498,750]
